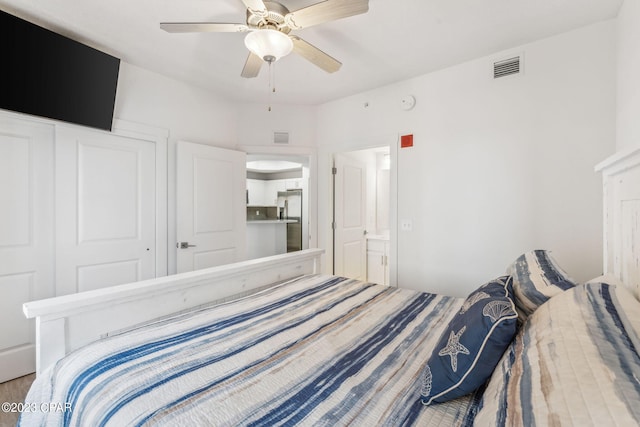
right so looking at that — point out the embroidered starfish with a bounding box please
[438,326,470,372]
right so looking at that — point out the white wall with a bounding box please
[317,21,617,296]
[115,63,238,146]
[616,0,640,151]
[236,103,317,147]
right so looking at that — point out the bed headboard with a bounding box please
[596,146,640,300]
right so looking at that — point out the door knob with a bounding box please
[177,242,197,249]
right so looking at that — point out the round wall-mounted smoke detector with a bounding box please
[400,95,416,111]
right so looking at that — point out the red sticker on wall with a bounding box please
[401,134,413,148]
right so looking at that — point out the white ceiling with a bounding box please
[247,159,304,172]
[0,0,622,106]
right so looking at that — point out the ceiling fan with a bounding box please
[160,0,369,78]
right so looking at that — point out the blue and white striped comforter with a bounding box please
[474,281,640,426]
[20,275,479,427]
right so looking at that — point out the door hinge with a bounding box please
[331,167,337,175]
[331,222,337,230]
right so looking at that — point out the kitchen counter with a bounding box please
[246,220,291,260]
[247,219,297,224]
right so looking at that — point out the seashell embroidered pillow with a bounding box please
[420,276,518,405]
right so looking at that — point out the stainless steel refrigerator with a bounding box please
[277,189,302,252]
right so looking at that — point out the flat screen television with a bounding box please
[0,10,120,131]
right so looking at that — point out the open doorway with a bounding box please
[245,154,311,260]
[333,146,391,285]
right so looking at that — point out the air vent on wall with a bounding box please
[273,131,289,144]
[493,56,521,79]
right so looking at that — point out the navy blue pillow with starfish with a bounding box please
[420,276,518,405]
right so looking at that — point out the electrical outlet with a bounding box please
[400,219,412,231]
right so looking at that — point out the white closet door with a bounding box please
[55,127,156,296]
[176,141,247,273]
[0,117,54,382]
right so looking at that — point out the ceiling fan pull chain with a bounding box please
[272,61,277,93]
[268,59,273,111]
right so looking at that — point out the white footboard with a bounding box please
[23,249,323,375]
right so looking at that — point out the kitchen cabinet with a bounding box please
[247,178,304,206]
[367,236,389,285]
[264,181,284,205]
[247,179,267,205]
[285,179,302,189]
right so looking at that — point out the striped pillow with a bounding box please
[508,250,577,321]
[473,282,640,426]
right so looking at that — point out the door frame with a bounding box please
[240,145,318,251]
[331,142,397,286]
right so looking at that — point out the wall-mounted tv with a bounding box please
[0,10,120,131]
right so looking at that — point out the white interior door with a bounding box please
[333,153,367,279]
[0,117,54,382]
[55,127,156,296]
[177,141,246,273]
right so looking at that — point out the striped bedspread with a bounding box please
[20,275,480,427]
[474,281,640,426]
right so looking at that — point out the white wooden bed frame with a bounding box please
[23,248,323,375]
[595,145,640,300]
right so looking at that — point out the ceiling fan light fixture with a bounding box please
[244,29,293,62]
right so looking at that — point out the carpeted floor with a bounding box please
[0,374,35,427]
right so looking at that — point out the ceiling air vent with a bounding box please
[493,56,521,79]
[273,131,289,144]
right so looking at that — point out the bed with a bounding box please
[18,147,640,426]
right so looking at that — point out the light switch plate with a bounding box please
[400,219,413,231]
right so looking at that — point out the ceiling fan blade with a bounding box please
[160,22,249,33]
[291,36,341,73]
[241,0,267,13]
[285,0,369,29]
[241,52,263,78]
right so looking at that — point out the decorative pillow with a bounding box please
[420,276,518,405]
[508,250,577,321]
[473,282,640,426]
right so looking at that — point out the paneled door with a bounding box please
[0,117,54,382]
[333,153,367,280]
[176,141,247,273]
[55,127,156,295]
